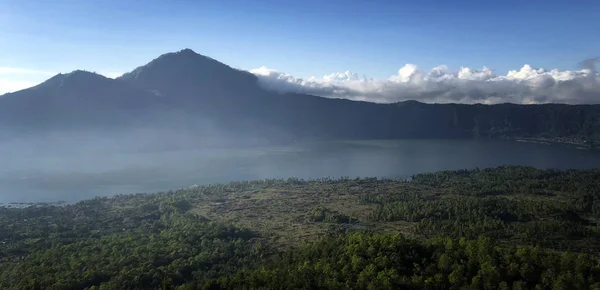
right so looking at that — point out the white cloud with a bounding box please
[0,79,39,95]
[0,67,56,94]
[2,61,599,105]
[0,67,54,75]
[249,61,600,104]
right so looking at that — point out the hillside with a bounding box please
[1,49,600,144]
[0,70,171,133]
[1,166,600,289]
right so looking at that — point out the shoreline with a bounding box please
[513,136,598,149]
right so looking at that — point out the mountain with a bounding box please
[0,70,170,133]
[115,49,600,142]
[116,49,286,142]
[118,48,261,103]
[1,49,600,145]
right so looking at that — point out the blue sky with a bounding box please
[1,0,599,96]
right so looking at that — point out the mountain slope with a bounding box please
[115,49,600,143]
[118,49,262,105]
[1,49,600,144]
[0,70,170,132]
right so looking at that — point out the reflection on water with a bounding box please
[1,139,599,203]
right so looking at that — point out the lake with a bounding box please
[1,139,600,203]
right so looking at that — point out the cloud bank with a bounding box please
[3,61,599,105]
[250,60,600,104]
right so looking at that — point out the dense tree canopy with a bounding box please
[2,166,600,289]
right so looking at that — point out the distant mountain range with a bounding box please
[1,49,599,145]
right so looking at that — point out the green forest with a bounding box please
[2,166,600,289]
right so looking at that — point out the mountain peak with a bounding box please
[118,48,221,82]
[153,48,203,62]
[118,49,260,100]
[64,70,108,80]
[397,100,425,105]
[33,70,108,90]
[177,48,198,55]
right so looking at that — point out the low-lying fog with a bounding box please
[2,130,600,203]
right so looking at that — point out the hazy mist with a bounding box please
[1,49,600,204]
[2,132,600,203]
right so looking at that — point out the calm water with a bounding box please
[1,139,599,203]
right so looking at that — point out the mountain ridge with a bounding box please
[1,49,599,145]
[117,48,261,103]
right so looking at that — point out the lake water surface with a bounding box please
[1,139,600,203]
